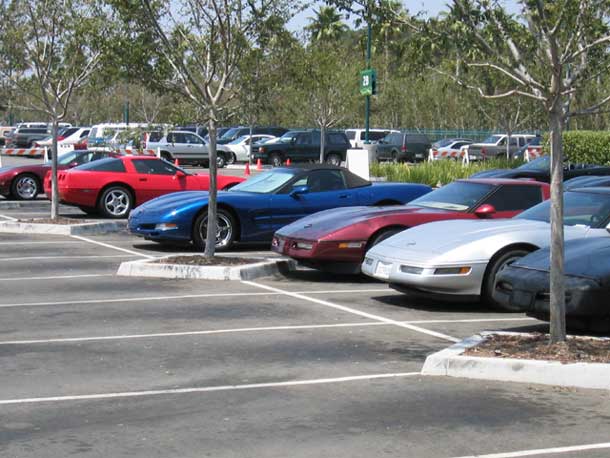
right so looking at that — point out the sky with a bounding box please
[287,1,521,34]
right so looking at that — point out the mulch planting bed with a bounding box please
[464,333,610,364]
[155,255,263,266]
[18,217,87,224]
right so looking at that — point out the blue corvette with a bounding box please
[128,165,432,250]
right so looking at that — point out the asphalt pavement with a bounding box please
[1,157,610,458]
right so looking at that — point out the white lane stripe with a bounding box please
[0,317,536,345]
[0,289,387,308]
[450,441,610,458]
[243,281,460,343]
[70,234,155,259]
[0,372,420,405]
[0,274,112,282]
[0,254,136,262]
[0,241,85,245]
[0,214,18,221]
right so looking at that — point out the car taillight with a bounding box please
[401,145,407,152]
[57,136,65,141]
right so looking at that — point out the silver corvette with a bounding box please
[362,188,610,309]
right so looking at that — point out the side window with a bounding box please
[184,134,202,144]
[80,130,90,138]
[89,159,126,172]
[482,185,542,212]
[74,152,94,165]
[172,133,187,143]
[498,137,506,146]
[296,133,311,145]
[509,137,518,146]
[306,170,346,192]
[327,133,347,144]
[132,159,176,175]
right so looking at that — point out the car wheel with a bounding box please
[78,206,99,216]
[483,248,531,310]
[391,151,398,163]
[11,174,39,200]
[227,152,236,165]
[216,153,226,169]
[193,208,237,251]
[269,153,282,167]
[368,227,405,248]
[326,153,342,166]
[98,186,132,218]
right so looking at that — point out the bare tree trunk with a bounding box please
[549,105,566,343]
[51,118,59,220]
[248,124,254,165]
[204,116,218,259]
[506,130,511,160]
[319,125,325,163]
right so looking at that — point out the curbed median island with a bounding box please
[0,217,127,235]
[422,331,610,390]
[117,254,296,281]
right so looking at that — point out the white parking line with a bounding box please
[0,214,17,221]
[0,372,420,405]
[0,317,536,345]
[0,254,137,262]
[450,441,610,458]
[70,234,155,259]
[0,289,387,308]
[243,281,460,343]
[0,274,113,282]
[0,241,85,245]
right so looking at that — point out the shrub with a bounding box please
[370,159,523,186]
[542,131,610,165]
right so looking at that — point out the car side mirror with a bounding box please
[475,204,497,218]
[68,161,79,168]
[290,185,309,198]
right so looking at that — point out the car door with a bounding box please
[291,132,312,161]
[131,159,184,201]
[477,184,545,218]
[269,169,357,232]
[182,133,208,162]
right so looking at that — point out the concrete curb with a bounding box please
[422,331,610,390]
[117,255,296,280]
[0,200,50,209]
[0,220,127,235]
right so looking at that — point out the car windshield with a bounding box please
[434,139,454,148]
[409,181,494,211]
[517,190,610,227]
[279,132,298,143]
[229,135,249,145]
[220,128,240,140]
[482,135,504,144]
[58,151,80,165]
[517,155,549,171]
[229,170,295,194]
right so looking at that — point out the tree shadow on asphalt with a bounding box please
[371,293,490,313]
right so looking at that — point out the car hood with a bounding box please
[276,205,451,240]
[133,189,258,214]
[512,237,610,283]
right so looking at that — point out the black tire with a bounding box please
[326,153,342,166]
[98,185,133,218]
[192,208,237,251]
[483,248,531,310]
[160,151,172,162]
[269,152,282,167]
[368,227,405,249]
[79,206,99,215]
[216,153,226,169]
[391,151,398,163]
[11,174,40,200]
[227,152,236,165]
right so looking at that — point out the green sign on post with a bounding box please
[360,69,377,96]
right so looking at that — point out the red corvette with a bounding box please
[55,156,245,218]
[0,150,118,200]
[272,178,551,274]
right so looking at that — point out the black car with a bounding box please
[252,130,351,167]
[374,131,431,163]
[217,126,288,145]
[470,155,610,182]
[493,235,610,330]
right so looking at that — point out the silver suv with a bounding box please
[147,130,227,168]
[464,134,536,160]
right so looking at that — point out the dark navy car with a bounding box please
[128,165,432,250]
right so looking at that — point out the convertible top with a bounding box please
[274,164,371,188]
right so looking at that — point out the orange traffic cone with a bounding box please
[256,158,262,171]
[174,158,180,166]
[244,162,251,176]
[286,158,291,166]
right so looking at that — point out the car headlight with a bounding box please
[294,241,313,250]
[399,265,424,275]
[155,223,178,231]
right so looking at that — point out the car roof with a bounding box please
[274,164,347,172]
[460,178,547,186]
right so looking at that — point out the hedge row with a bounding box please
[543,131,610,165]
[370,159,523,187]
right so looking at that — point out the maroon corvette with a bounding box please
[0,150,118,200]
[271,178,551,274]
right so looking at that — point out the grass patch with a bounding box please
[371,159,524,186]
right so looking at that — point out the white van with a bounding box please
[345,128,400,149]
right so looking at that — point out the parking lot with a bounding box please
[2,156,610,458]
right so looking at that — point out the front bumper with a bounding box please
[361,252,488,297]
[128,213,191,242]
[493,268,608,317]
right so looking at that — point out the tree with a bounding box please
[306,6,348,42]
[0,0,110,218]
[431,0,610,342]
[129,0,296,258]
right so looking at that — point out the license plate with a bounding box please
[415,154,423,158]
[375,261,392,279]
